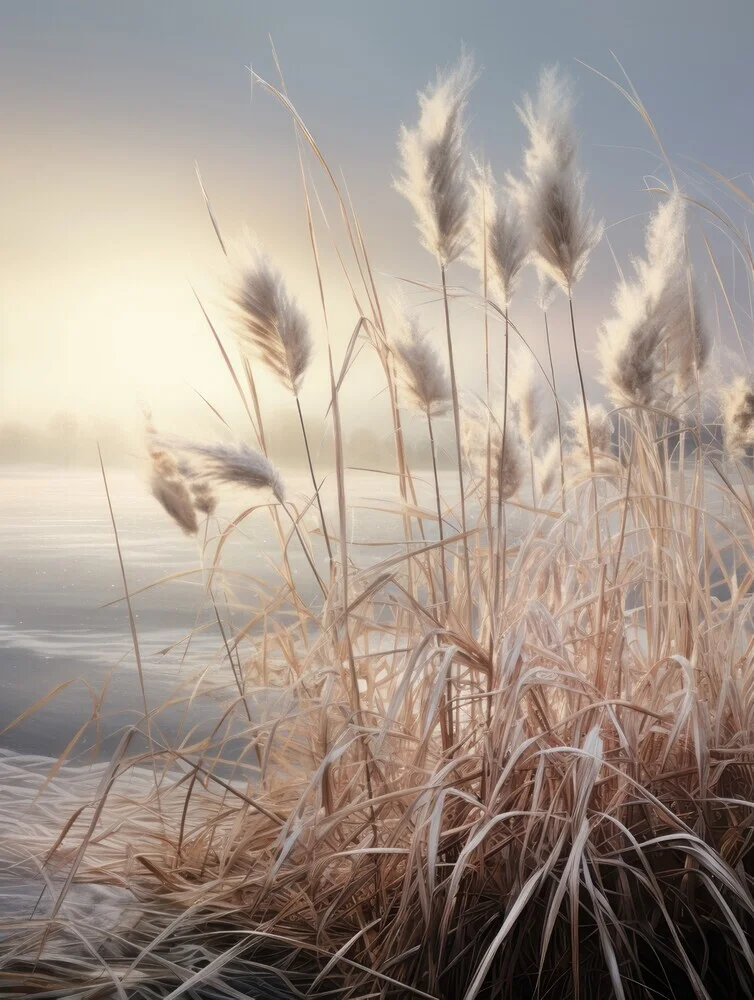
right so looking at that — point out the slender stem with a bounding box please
[440,262,473,628]
[568,294,595,476]
[281,502,327,597]
[568,293,602,560]
[427,411,449,608]
[492,309,511,638]
[295,394,333,563]
[544,310,566,507]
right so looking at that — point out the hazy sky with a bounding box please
[2,1,753,445]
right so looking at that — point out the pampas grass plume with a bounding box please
[174,440,286,503]
[598,192,708,407]
[722,376,754,459]
[469,159,527,309]
[568,400,613,457]
[514,65,603,293]
[227,242,313,396]
[145,424,199,535]
[535,436,561,497]
[391,307,451,417]
[396,51,476,265]
[508,343,539,442]
[462,401,525,500]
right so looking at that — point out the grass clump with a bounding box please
[3,54,754,1000]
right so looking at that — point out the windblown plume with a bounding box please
[513,66,603,293]
[598,192,708,407]
[177,460,218,517]
[391,308,451,417]
[145,423,198,535]
[162,438,286,503]
[150,472,199,536]
[469,160,527,308]
[535,436,561,497]
[508,343,539,442]
[227,243,313,395]
[568,400,613,456]
[395,51,476,265]
[462,401,525,500]
[722,376,754,459]
[536,273,558,312]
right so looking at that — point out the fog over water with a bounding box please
[0,464,457,760]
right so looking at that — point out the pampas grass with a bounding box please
[599,191,708,409]
[5,49,754,1000]
[391,306,451,418]
[515,65,603,294]
[395,50,476,266]
[722,375,754,459]
[165,437,286,502]
[469,160,528,310]
[392,304,452,606]
[397,50,476,617]
[227,242,313,396]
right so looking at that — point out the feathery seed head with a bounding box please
[598,192,707,408]
[227,243,313,395]
[395,51,476,265]
[145,421,199,535]
[149,472,199,536]
[462,400,525,500]
[568,401,613,456]
[536,273,558,312]
[535,436,561,498]
[508,344,540,442]
[515,66,603,293]
[469,160,528,309]
[722,376,754,460]
[173,440,286,503]
[391,307,451,417]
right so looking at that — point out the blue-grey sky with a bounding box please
[2,0,753,437]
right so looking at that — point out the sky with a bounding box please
[2,0,753,452]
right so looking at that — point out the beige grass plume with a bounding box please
[177,460,218,517]
[535,436,561,498]
[161,437,286,503]
[513,66,603,294]
[395,51,476,265]
[508,343,539,443]
[568,400,613,458]
[722,376,754,459]
[598,192,708,407]
[462,400,525,500]
[145,421,199,536]
[391,307,451,417]
[227,242,313,395]
[469,159,527,309]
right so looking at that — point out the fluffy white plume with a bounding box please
[462,401,525,501]
[722,376,754,459]
[391,308,451,417]
[227,243,313,395]
[508,343,540,443]
[598,192,708,407]
[513,66,603,293]
[162,438,286,503]
[536,273,558,312]
[535,436,561,498]
[469,160,528,308]
[145,424,199,536]
[568,401,613,457]
[395,51,476,265]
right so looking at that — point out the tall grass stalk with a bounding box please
[440,262,473,623]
